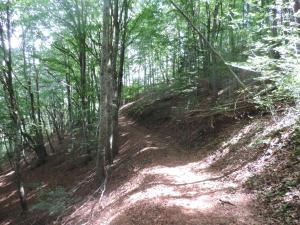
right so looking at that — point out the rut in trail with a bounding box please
[66,115,265,225]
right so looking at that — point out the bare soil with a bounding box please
[1,108,299,225]
[59,115,267,225]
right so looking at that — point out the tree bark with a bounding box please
[111,0,120,158]
[20,28,47,166]
[33,51,47,165]
[117,0,129,106]
[0,1,28,211]
[96,0,111,183]
[295,0,300,28]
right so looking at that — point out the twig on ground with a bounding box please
[219,199,236,207]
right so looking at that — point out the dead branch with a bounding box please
[219,199,236,207]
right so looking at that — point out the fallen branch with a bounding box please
[219,199,236,207]
[187,99,253,114]
[186,102,255,119]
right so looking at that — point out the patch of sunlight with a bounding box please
[138,146,159,153]
[168,191,252,214]
[110,134,113,149]
[283,188,300,203]
[3,198,20,209]
[27,183,48,201]
[142,165,238,190]
[168,195,216,211]
[121,132,129,137]
[126,147,160,160]
[67,199,96,223]
[120,102,136,111]
[98,209,125,225]
[0,179,11,187]
[143,165,209,184]
[94,166,246,225]
[4,171,15,177]
[199,147,231,168]
[234,128,294,182]
[262,108,299,136]
[103,172,146,207]
[221,122,260,147]
[128,185,180,204]
[0,190,16,203]
[1,221,12,225]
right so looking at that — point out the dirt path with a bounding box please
[80,116,263,225]
[1,110,296,225]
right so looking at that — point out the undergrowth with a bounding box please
[31,186,74,216]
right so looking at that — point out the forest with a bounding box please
[0,0,300,224]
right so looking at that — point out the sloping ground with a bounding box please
[0,139,97,225]
[1,103,299,224]
[58,116,260,225]
[244,109,300,224]
[122,87,258,150]
[58,106,299,225]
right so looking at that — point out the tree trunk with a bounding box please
[294,0,300,28]
[96,0,111,183]
[0,1,28,211]
[66,63,72,128]
[33,54,47,165]
[117,0,129,106]
[22,30,47,165]
[111,0,120,158]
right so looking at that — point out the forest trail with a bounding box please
[1,108,296,225]
[76,115,264,225]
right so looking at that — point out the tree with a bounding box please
[0,0,28,211]
[21,28,48,165]
[96,0,111,183]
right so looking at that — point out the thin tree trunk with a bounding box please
[0,2,28,211]
[96,0,111,183]
[294,0,300,28]
[111,0,121,158]
[22,31,47,165]
[117,0,129,106]
[33,53,47,165]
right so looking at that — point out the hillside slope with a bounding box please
[61,103,299,225]
[60,115,261,225]
[1,100,299,225]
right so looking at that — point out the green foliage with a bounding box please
[253,136,271,147]
[241,1,300,109]
[294,146,300,157]
[31,186,71,215]
[293,124,300,157]
[123,80,144,102]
